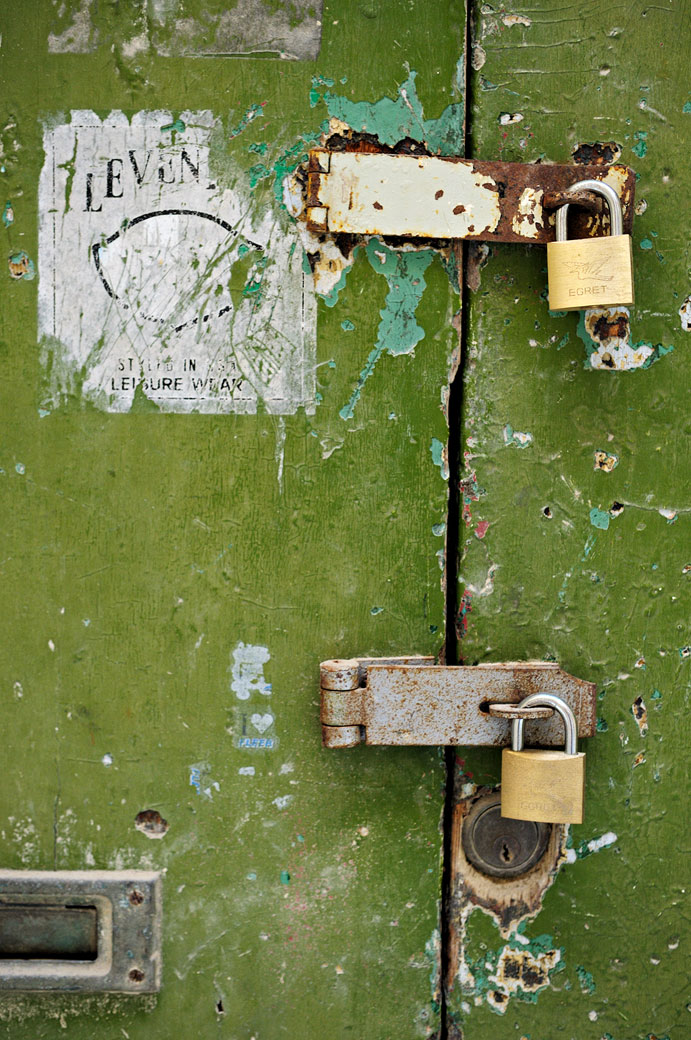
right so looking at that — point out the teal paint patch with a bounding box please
[339,240,435,420]
[161,118,186,134]
[2,201,13,227]
[632,130,648,157]
[249,131,325,205]
[684,101,691,114]
[430,438,448,481]
[279,870,291,885]
[589,508,610,530]
[341,319,355,331]
[432,523,446,536]
[228,103,266,140]
[370,606,383,615]
[596,717,609,732]
[640,237,653,250]
[320,71,464,155]
[248,142,268,155]
[576,965,596,994]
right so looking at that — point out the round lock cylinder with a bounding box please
[462,793,551,879]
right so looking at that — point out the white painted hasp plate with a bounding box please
[38,111,316,414]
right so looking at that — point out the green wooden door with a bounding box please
[0,2,687,1039]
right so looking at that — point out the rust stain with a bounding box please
[572,141,622,165]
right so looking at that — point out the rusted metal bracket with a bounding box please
[321,658,596,749]
[305,150,635,243]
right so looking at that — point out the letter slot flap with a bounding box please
[0,870,162,992]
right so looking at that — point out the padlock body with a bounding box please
[547,234,634,311]
[501,749,585,824]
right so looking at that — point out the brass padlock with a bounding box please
[501,693,585,824]
[547,178,634,311]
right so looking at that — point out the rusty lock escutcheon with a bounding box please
[320,659,596,749]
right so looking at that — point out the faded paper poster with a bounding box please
[38,110,316,414]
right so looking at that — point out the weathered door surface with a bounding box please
[0,2,687,1039]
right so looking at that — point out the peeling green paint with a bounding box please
[161,117,186,134]
[229,103,266,140]
[339,240,435,420]
[319,71,464,155]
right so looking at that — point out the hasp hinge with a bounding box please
[320,658,596,749]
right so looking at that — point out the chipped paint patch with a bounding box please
[502,14,532,27]
[499,112,524,126]
[339,240,435,420]
[8,250,34,280]
[577,307,673,370]
[503,424,532,448]
[511,188,543,239]
[632,697,648,736]
[48,0,99,54]
[462,929,562,1015]
[319,71,464,155]
[230,643,271,700]
[564,831,617,863]
[134,809,169,839]
[679,295,691,331]
[594,450,618,472]
[430,438,449,481]
[2,201,13,227]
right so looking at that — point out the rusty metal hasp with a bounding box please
[320,658,596,749]
[305,150,635,244]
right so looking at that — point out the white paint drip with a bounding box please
[230,642,271,700]
[273,795,293,810]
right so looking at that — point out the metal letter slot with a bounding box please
[0,871,162,992]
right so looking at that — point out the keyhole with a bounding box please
[501,842,513,863]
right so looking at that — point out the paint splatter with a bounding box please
[339,240,435,420]
[474,520,489,539]
[2,201,13,227]
[499,112,524,125]
[340,319,355,331]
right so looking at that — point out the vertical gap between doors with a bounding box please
[439,3,475,1037]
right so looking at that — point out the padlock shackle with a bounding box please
[555,178,623,241]
[511,693,578,754]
